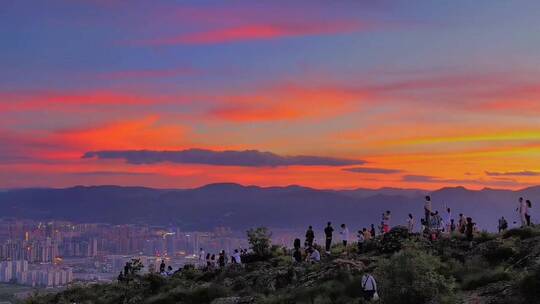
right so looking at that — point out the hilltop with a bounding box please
[25,226,540,304]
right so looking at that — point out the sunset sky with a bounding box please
[1,0,540,190]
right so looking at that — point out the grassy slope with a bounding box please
[24,227,540,304]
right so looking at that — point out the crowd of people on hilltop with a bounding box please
[118,195,534,302]
[196,247,247,271]
[289,195,534,301]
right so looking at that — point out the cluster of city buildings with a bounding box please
[0,219,250,287]
[0,260,72,287]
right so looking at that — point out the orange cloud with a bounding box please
[209,84,369,122]
[52,116,188,151]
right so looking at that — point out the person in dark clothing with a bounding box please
[370,224,376,238]
[218,250,226,268]
[424,195,432,227]
[526,200,532,226]
[293,248,302,263]
[357,229,365,253]
[294,238,301,250]
[159,260,166,273]
[498,216,508,233]
[324,222,334,253]
[305,226,315,247]
[206,253,211,268]
[450,219,456,233]
[465,217,475,242]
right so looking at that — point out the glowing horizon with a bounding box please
[1,1,540,190]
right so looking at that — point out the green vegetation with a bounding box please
[24,226,540,304]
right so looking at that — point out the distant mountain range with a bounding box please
[0,183,538,231]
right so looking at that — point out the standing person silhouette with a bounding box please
[407,213,415,233]
[340,224,349,246]
[424,196,432,228]
[525,200,532,226]
[324,222,334,254]
[305,226,315,248]
[518,197,527,227]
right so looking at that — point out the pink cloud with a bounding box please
[137,21,366,46]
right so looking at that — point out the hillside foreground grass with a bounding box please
[25,226,540,304]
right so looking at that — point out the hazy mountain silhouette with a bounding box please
[0,183,538,231]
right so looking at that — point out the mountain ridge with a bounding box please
[0,183,538,231]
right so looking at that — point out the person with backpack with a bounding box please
[324,222,334,253]
[305,226,315,247]
[361,272,379,301]
[340,224,349,246]
[498,216,508,233]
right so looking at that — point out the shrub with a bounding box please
[519,264,540,302]
[376,248,456,304]
[247,227,272,258]
[461,267,511,290]
[184,284,229,304]
[476,231,497,243]
[380,226,410,253]
[482,244,516,265]
[504,227,540,239]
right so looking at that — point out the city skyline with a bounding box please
[2,1,540,190]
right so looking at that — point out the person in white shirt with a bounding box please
[308,247,321,263]
[518,197,527,227]
[340,224,349,246]
[407,213,415,233]
[444,207,452,233]
[231,249,242,264]
[361,273,378,301]
[198,248,205,266]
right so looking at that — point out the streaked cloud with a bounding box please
[136,21,365,46]
[343,167,402,174]
[485,171,540,177]
[209,84,369,122]
[82,149,366,167]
